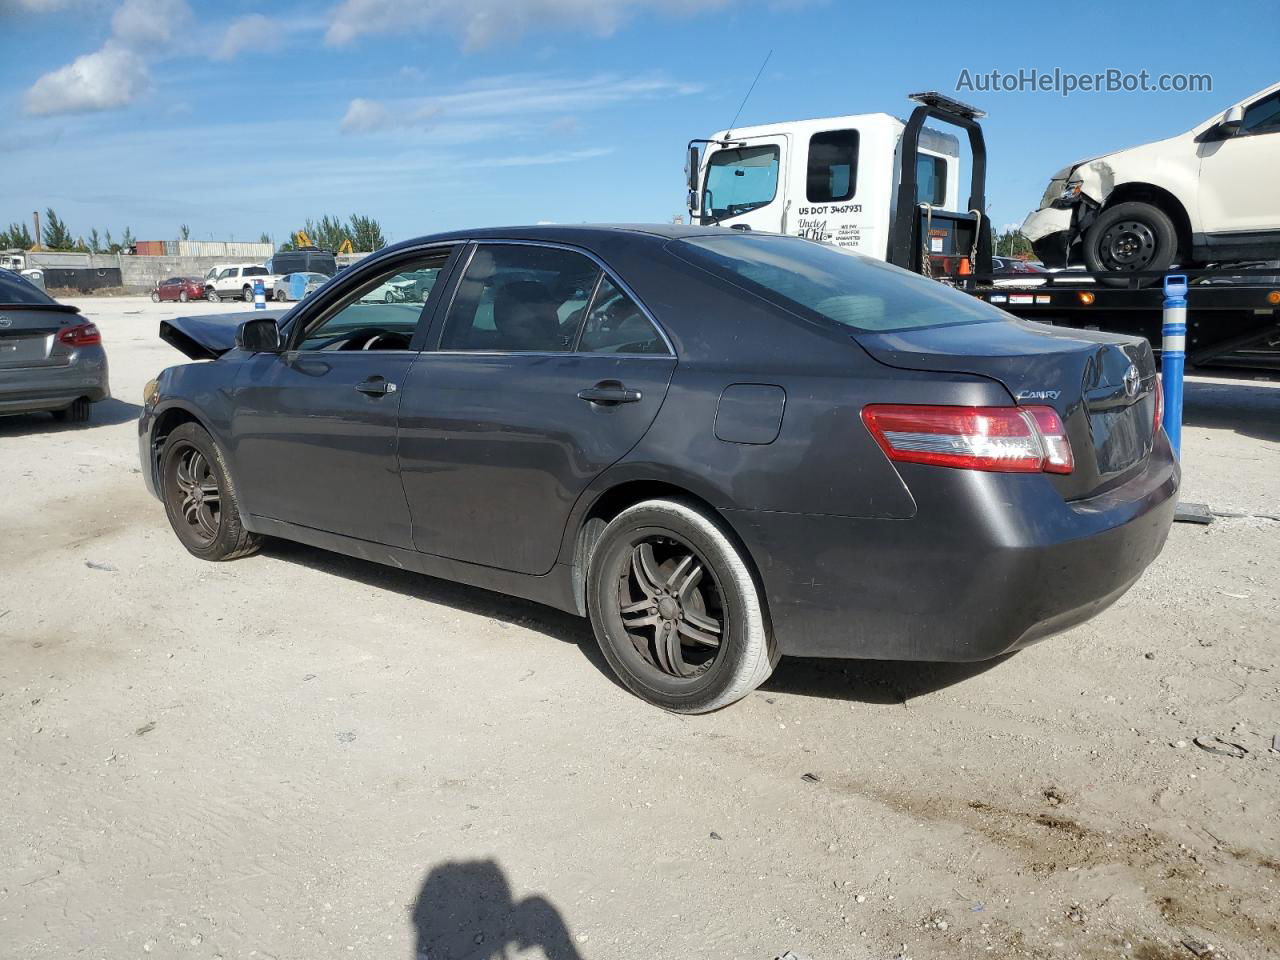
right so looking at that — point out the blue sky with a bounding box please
[1,0,1276,247]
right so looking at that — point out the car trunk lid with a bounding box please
[854,319,1159,500]
[0,303,80,370]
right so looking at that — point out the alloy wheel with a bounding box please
[168,443,221,545]
[615,536,725,679]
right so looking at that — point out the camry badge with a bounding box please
[1123,364,1141,398]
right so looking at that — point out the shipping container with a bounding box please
[135,240,166,256]
[176,240,273,258]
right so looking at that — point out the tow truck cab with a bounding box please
[686,92,992,275]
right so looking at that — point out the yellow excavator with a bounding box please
[293,229,353,255]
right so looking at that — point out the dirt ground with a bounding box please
[2,296,1278,960]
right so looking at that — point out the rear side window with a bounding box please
[577,276,668,354]
[673,234,1007,333]
[441,245,600,352]
[806,130,858,203]
[0,270,56,305]
[243,266,268,277]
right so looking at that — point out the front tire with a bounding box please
[150,291,160,302]
[179,290,189,303]
[206,288,219,303]
[242,285,254,302]
[1084,201,1178,288]
[160,422,261,561]
[275,288,287,302]
[586,499,777,713]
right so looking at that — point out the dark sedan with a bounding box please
[1,268,109,423]
[139,225,1178,712]
[151,276,204,303]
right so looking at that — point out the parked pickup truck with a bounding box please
[203,264,279,302]
[1021,80,1280,278]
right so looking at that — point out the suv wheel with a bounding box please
[586,499,778,713]
[1084,201,1179,288]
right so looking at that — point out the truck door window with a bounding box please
[1241,91,1280,134]
[916,155,947,206]
[806,130,858,203]
[704,145,780,219]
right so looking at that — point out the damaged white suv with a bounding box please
[1022,81,1280,280]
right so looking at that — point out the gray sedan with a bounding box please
[0,269,110,422]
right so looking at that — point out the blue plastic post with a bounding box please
[1161,274,1187,457]
[254,278,266,311]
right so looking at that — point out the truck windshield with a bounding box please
[672,234,1007,333]
[703,145,779,220]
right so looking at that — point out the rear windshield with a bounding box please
[672,234,1007,333]
[0,270,56,306]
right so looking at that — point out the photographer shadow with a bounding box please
[411,858,583,960]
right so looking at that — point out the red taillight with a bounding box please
[57,322,101,347]
[1153,377,1164,434]
[861,404,1074,475]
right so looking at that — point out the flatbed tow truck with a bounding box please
[686,92,1280,368]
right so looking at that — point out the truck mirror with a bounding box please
[687,144,700,193]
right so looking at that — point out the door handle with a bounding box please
[356,378,397,396]
[577,380,642,405]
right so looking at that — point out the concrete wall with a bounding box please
[27,252,267,292]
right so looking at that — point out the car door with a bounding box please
[228,246,460,547]
[1198,89,1280,233]
[396,241,677,575]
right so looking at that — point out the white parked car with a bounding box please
[1022,81,1280,278]
[272,272,329,302]
[204,264,279,302]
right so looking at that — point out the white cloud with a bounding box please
[110,0,190,47]
[22,0,193,115]
[325,0,733,49]
[23,45,151,116]
[338,74,698,139]
[475,147,614,167]
[212,13,283,61]
[0,0,82,12]
[341,98,394,133]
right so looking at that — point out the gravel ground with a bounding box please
[2,296,1278,960]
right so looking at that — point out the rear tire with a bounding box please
[586,499,777,713]
[159,422,261,561]
[179,290,189,303]
[51,397,90,424]
[1084,201,1179,288]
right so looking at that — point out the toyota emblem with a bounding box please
[0,316,11,328]
[1123,364,1141,398]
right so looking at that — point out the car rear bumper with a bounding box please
[0,349,110,414]
[727,435,1179,661]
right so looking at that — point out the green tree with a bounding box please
[88,228,102,254]
[120,226,135,252]
[104,228,120,254]
[1,222,35,249]
[179,223,191,241]
[42,208,76,250]
[994,229,1034,259]
[259,232,271,246]
[348,213,386,251]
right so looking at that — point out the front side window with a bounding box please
[672,234,1008,334]
[1242,91,1280,134]
[295,251,450,351]
[806,130,858,203]
[916,155,948,206]
[440,245,600,352]
[702,144,780,220]
[577,276,667,354]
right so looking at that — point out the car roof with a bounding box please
[377,223,747,256]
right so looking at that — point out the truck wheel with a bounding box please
[242,285,254,302]
[207,288,219,303]
[1084,201,1178,288]
[586,499,778,713]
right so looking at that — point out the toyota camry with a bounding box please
[140,225,1178,712]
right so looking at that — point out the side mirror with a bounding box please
[687,144,700,193]
[235,318,282,353]
[1219,104,1244,134]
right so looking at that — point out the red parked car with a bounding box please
[151,277,204,303]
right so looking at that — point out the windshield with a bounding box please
[672,234,1008,333]
[703,144,779,220]
[0,269,57,305]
